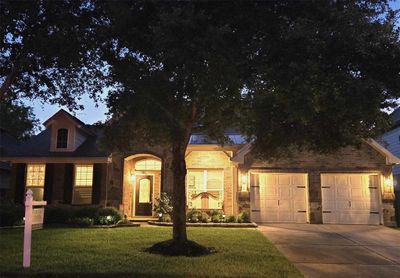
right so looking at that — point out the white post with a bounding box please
[23,189,33,268]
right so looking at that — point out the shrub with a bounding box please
[153,192,173,220]
[0,204,24,227]
[96,207,122,225]
[190,215,199,223]
[238,211,250,223]
[199,212,210,223]
[160,214,172,222]
[68,217,94,227]
[44,205,122,226]
[210,210,223,223]
[186,209,202,222]
[75,206,100,219]
[226,215,236,223]
[44,205,75,224]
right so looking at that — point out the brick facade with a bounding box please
[240,142,396,226]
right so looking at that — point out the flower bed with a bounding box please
[148,221,258,228]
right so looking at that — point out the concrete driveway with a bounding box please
[258,224,400,278]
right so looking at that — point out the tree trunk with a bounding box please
[171,141,188,243]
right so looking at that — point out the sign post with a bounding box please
[23,189,46,268]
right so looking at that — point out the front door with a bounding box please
[135,175,153,216]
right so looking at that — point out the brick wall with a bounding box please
[241,142,395,225]
[186,151,235,215]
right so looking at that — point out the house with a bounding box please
[377,107,400,225]
[0,109,398,226]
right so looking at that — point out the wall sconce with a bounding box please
[241,174,248,192]
[384,176,394,193]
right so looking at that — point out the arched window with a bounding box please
[56,128,68,148]
[135,159,161,171]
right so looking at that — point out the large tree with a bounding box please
[2,1,400,254]
[0,101,39,140]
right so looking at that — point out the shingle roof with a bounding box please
[3,126,108,158]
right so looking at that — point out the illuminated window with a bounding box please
[73,164,93,204]
[135,159,161,171]
[186,170,224,209]
[56,128,68,148]
[138,178,151,203]
[26,164,46,201]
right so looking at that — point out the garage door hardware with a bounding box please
[370,212,379,214]
[321,186,331,188]
[368,186,377,189]
[323,211,332,213]
[297,210,306,213]
[296,186,306,188]
[251,209,260,212]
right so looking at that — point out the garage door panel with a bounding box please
[295,212,308,223]
[252,173,308,223]
[349,175,363,186]
[321,174,381,225]
[293,174,306,186]
[293,200,307,210]
[277,175,290,186]
[336,176,348,186]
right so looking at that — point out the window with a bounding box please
[73,164,93,204]
[186,170,224,210]
[135,159,161,171]
[56,128,68,149]
[26,164,46,201]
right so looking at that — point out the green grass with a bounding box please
[0,227,302,278]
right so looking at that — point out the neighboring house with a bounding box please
[0,128,19,201]
[377,107,400,225]
[0,109,398,226]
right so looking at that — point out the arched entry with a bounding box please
[123,154,162,218]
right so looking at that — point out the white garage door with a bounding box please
[251,173,308,223]
[321,174,381,225]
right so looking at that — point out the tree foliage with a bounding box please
[0,101,39,140]
[1,0,400,247]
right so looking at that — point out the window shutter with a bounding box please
[92,163,104,204]
[44,163,54,203]
[14,163,26,204]
[63,164,74,204]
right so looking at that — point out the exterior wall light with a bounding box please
[241,174,248,192]
[384,176,394,193]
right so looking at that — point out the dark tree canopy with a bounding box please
[0,101,39,140]
[1,0,400,249]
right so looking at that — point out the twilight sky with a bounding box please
[26,0,400,126]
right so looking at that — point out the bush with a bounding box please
[210,210,223,223]
[96,207,122,225]
[153,192,173,220]
[0,204,24,227]
[226,215,236,223]
[44,205,75,224]
[160,214,172,222]
[44,205,122,226]
[238,211,251,223]
[67,217,94,227]
[186,209,202,222]
[199,212,210,223]
[75,206,100,219]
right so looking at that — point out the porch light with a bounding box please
[384,177,394,192]
[241,175,248,192]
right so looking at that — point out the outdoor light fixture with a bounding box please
[241,174,248,192]
[158,213,162,218]
[384,177,394,192]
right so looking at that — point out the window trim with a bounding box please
[25,163,46,201]
[72,164,94,205]
[56,128,69,149]
[186,169,224,209]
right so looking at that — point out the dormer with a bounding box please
[43,109,93,152]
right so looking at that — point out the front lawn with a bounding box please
[0,227,302,278]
